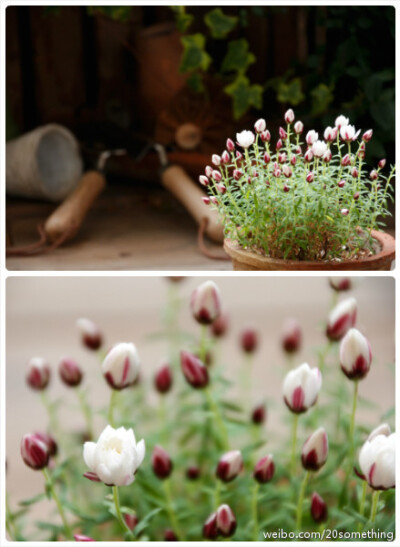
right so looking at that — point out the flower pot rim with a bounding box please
[224,229,395,271]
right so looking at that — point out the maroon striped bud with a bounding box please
[301,428,329,471]
[203,512,218,539]
[34,432,58,457]
[210,313,229,338]
[279,127,287,139]
[152,446,173,479]
[260,130,271,142]
[253,454,275,483]
[164,530,178,541]
[154,362,173,394]
[240,327,258,353]
[329,277,351,291]
[221,150,230,164]
[263,152,271,164]
[338,180,345,188]
[202,197,210,205]
[186,465,201,480]
[226,138,235,152]
[216,450,243,482]
[191,280,221,325]
[216,504,236,537]
[354,192,360,200]
[59,358,83,387]
[276,139,283,150]
[304,149,313,162]
[351,167,358,178]
[326,297,357,341]
[311,492,328,523]
[378,158,386,169]
[341,154,351,166]
[76,318,103,351]
[21,433,49,470]
[180,351,209,388]
[306,171,314,183]
[124,514,139,531]
[362,129,373,142]
[290,155,297,166]
[26,357,50,390]
[283,184,290,193]
[252,403,266,424]
[281,318,302,353]
[370,170,378,180]
[233,169,243,180]
[284,109,295,124]
[278,152,287,164]
[212,170,222,182]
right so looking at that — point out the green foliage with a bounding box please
[221,39,256,74]
[179,34,212,74]
[204,8,238,39]
[169,6,194,33]
[86,6,132,22]
[311,83,335,115]
[276,77,305,106]
[225,76,263,119]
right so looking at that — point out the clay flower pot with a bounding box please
[224,230,395,271]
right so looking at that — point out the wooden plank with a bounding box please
[5,6,24,136]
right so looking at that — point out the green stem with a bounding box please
[163,479,184,540]
[358,481,368,532]
[204,387,229,451]
[214,479,221,509]
[42,468,73,540]
[199,324,208,363]
[40,391,58,434]
[296,471,310,530]
[318,340,332,377]
[112,486,133,537]
[369,490,380,524]
[291,414,299,475]
[5,494,17,540]
[108,389,118,427]
[158,395,167,446]
[76,387,94,439]
[340,380,359,505]
[252,482,260,541]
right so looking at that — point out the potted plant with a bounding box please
[199,110,395,270]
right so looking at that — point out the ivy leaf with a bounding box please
[276,78,305,106]
[224,76,263,119]
[204,8,238,39]
[179,34,212,74]
[186,72,205,93]
[221,39,256,74]
[170,6,194,33]
[311,83,334,115]
[87,7,132,22]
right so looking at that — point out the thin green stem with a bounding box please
[5,494,17,540]
[214,479,221,509]
[204,387,229,451]
[296,471,310,530]
[76,387,94,439]
[252,482,260,541]
[112,486,134,538]
[163,479,184,540]
[108,389,118,427]
[340,380,359,506]
[42,468,73,540]
[369,490,380,524]
[40,391,58,434]
[158,395,167,446]
[291,414,299,475]
[357,481,368,532]
[199,324,208,363]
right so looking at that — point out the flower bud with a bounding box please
[76,318,103,350]
[221,150,230,164]
[102,343,140,390]
[211,312,229,337]
[282,165,292,178]
[216,450,243,482]
[311,492,328,523]
[326,297,357,341]
[329,277,351,291]
[359,426,395,490]
[240,326,258,353]
[351,167,358,178]
[301,427,329,471]
[203,512,218,539]
[306,171,314,183]
[284,109,295,124]
[191,280,221,325]
[236,150,243,160]
[341,153,351,166]
[276,139,283,150]
[283,184,290,193]
[362,129,373,142]
[304,149,313,162]
[279,126,287,139]
[253,454,275,483]
[251,403,266,424]
[226,138,235,152]
[262,152,270,164]
[164,530,178,541]
[202,197,210,205]
[212,154,221,166]
[370,169,378,180]
[216,504,237,537]
[154,362,173,394]
[74,535,95,542]
[236,130,255,148]
[324,126,337,142]
[254,118,266,133]
[294,121,304,134]
[378,158,386,169]
[124,514,139,531]
[152,445,173,480]
[273,168,281,178]
[290,155,297,166]
[306,130,318,145]
[338,180,345,188]
[323,150,332,163]
[216,183,226,194]
[233,169,243,180]
[26,357,50,390]
[205,165,213,178]
[59,357,83,387]
[34,432,58,457]
[186,465,201,480]
[283,363,321,414]
[260,130,271,142]
[335,115,349,128]
[212,170,222,182]
[199,175,209,186]
[341,208,349,216]
[278,152,287,164]
[21,433,49,470]
[210,196,218,205]
[353,191,360,200]
[281,318,302,353]
[180,350,209,388]
[339,328,372,380]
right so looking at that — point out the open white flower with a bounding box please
[236,130,255,148]
[335,115,349,128]
[340,124,360,142]
[283,363,322,413]
[359,426,395,490]
[83,425,145,486]
[312,140,328,158]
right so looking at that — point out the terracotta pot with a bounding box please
[224,230,395,271]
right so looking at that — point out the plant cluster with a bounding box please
[200,111,395,261]
[7,278,395,542]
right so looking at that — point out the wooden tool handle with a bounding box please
[44,170,106,243]
[161,164,224,243]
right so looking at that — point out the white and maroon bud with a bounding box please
[290,155,297,166]
[311,492,328,523]
[154,361,173,393]
[283,184,290,193]
[102,343,140,390]
[283,363,321,414]
[311,140,327,158]
[279,126,287,139]
[59,358,83,387]
[324,126,337,142]
[221,150,230,164]
[329,277,351,291]
[359,426,395,490]
[226,138,235,152]
[236,130,255,149]
[351,167,358,178]
[340,328,372,380]
[212,170,222,182]
[21,433,49,470]
[306,171,314,183]
[254,118,266,133]
[233,169,243,180]
[301,428,329,471]
[124,514,139,531]
[326,297,357,341]
[278,152,287,164]
[263,152,271,164]
[362,129,373,142]
[216,504,237,537]
[252,403,266,424]
[284,109,295,124]
[282,318,302,354]
[282,164,292,178]
[199,175,209,187]
[26,357,50,390]
[76,318,103,351]
[253,454,275,484]
[211,312,229,337]
[236,151,243,160]
[34,432,58,457]
[370,169,378,180]
[152,445,173,479]
[240,326,258,353]
[378,159,386,169]
[322,150,332,163]
[341,153,351,166]
[340,124,360,142]
[276,139,283,150]
[306,130,318,145]
[354,192,360,200]
[338,180,345,188]
[294,121,304,134]
[205,165,214,178]
[203,511,218,539]
[202,197,210,205]
[180,351,209,388]
[260,130,271,142]
[191,280,221,325]
[273,168,282,178]
[216,183,226,194]
[216,450,243,482]
[74,534,95,542]
[335,115,349,128]
[295,145,302,154]
[304,149,314,162]
[341,208,349,216]
[210,196,218,205]
[212,154,221,166]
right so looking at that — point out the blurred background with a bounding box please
[6,276,395,533]
[6,5,395,270]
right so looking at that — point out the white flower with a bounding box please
[254,119,266,133]
[359,427,395,490]
[301,428,329,471]
[283,363,322,413]
[236,130,255,148]
[340,124,361,142]
[340,328,372,380]
[190,280,221,325]
[311,140,328,158]
[335,115,349,128]
[306,130,318,145]
[326,297,357,341]
[323,126,337,141]
[102,343,140,390]
[83,425,145,486]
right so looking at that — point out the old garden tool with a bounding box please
[6,148,125,256]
